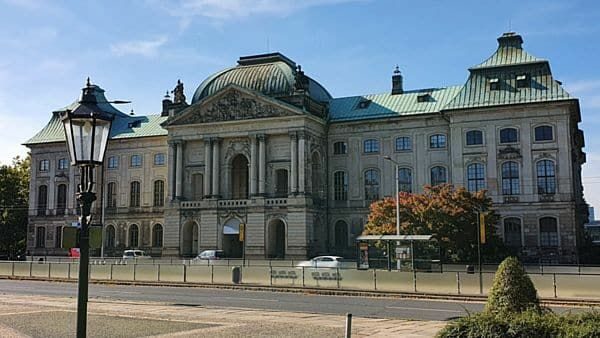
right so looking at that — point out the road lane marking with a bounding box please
[386,306,464,313]
[221,297,279,302]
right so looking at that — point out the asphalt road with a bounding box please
[0,280,578,321]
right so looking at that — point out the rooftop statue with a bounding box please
[172,79,186,104]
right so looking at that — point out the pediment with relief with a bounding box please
[166,86,301,126]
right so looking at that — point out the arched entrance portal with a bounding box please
[267,219,286,259]
[181,221,199,257]
[231,155,249,199]
[334,220,348,254]
[223,218,243,258]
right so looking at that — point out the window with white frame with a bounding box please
[539,217,559,247]
[429,134,446,149]
[503,218,522,247]
[536,160,556,195]
[467,163,485,192]
[364,169,380,200]
[395,137,412,151]
[430,166,447,186]
[501,161,520,195]
[334,171,348,201]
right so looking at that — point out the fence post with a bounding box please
[301,267,304,287]
[48,263,51,278]
[29,262,32,277]
[183,264,187,283]
[270,265,273,286]
[373,269,377,291]
[211,264,214,284]
[413,269,417,293]
[457,272,461,295]
[133,264,136,281]
[68,263,71,279]
[110,263,113,280]
[11,261,14,277]
[337,267,340,289]
[553,273,557,298]
[345,313,352,338]
[157,264,161,282]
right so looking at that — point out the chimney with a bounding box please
[497,32,523,49]
[391,66,403,95]
[161,91,172,117]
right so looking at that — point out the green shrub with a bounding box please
[484,256,540,315]
[436,309,600,338]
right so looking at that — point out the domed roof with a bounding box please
[191,53,331,104]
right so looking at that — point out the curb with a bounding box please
[3,276,599,307]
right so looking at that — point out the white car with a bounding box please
[296,256,344,268]
[122,250,151,260]
[193,250,225,261]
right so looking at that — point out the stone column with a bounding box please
[290,132,298,194]
[204,138,212,198]
[167,141,176,200]
[249,135,257,196]
[298,131,306,194]
[212,138,220,197]
[258,134,266,195]
[175,141,183,199]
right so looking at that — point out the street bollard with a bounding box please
[345,313,352,338]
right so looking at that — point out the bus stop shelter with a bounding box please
[355,234,433,271]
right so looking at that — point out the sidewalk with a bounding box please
[0,294,445,337]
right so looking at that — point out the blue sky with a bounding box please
[1,0,600,209]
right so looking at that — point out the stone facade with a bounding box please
[25,32,586,263]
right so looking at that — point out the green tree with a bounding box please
[363,184,508,262]
[0,155,30,258]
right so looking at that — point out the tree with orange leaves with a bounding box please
[363,184,508,262]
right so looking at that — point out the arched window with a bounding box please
[129,224,139,247]
[534,126,553,141]
[430,166,447,186]
[107,182,117,208]
[334,171,348,201]
[504,218,522,247]
[364,169,380,201]
[152,224,163,247]
[333,141,347,155]
[540,217,559,247]
[536,160,556,195]
[35,227,45,248]
[501,162,520,195]
[275,169,288,197]
[37,185,48,216]
[398,168,412,193]
[334,220,348,249]
[105,225,116,248]
[130,181,141,207]
[429,134,446,148]
[466,130,483,145]
[467,163,485,192]
[363,139,379,153]
[153,180,165,207]
[231,155,249,199]
[395,137,412,151]
[56,184,67,215]
[500,128,518,143]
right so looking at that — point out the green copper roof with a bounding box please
[24,113,167,146]
[192,53,332,104]
[328,86,462,122]
[471,32,546,69]
[445,33,572,110]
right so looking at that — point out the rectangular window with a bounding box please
[39,160,49,172]
[489,78,500,90]
[395,137,412,151]
[154,153,166,165]
[334,171,348,201]
[466,130,483,146]
[107,156,119,169]
[55,226,62,248]
[107,182,117,208]
[363,139,379,153]
[130,155,142,167]
[516,74,530,88]
[275,169,289,196]
[57,158,68,170]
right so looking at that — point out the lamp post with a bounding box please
[61,79,116,338]
[383,156,401,270]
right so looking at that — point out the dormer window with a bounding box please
[417,93,431,102]
[489,78,500,90]
[357,99,371,109]
[516,74,530,88]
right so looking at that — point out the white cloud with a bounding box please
[153,0,363,20]
[564,79,600,95]
[110,36,168,57]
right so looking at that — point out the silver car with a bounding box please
[296,256,344,268]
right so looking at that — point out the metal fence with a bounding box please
[2,260,600,300]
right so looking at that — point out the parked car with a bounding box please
[122,250,151,260]
[193,250,225,261]
[296,256,344,268]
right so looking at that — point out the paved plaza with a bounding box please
[0,294,445,337]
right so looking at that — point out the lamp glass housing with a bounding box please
[63,112,112,166]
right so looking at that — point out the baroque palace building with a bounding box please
[25,32,587,263]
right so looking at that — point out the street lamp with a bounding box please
[383,156,402,270]
[61,78,116,338]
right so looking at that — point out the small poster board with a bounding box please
[358,243,369,269]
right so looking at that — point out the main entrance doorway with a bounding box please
[223,218,243,258]
[267,219,286,258]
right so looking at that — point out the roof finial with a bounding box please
[86,77,91,87]
[394,65,400,74]
[164,91,170,99]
